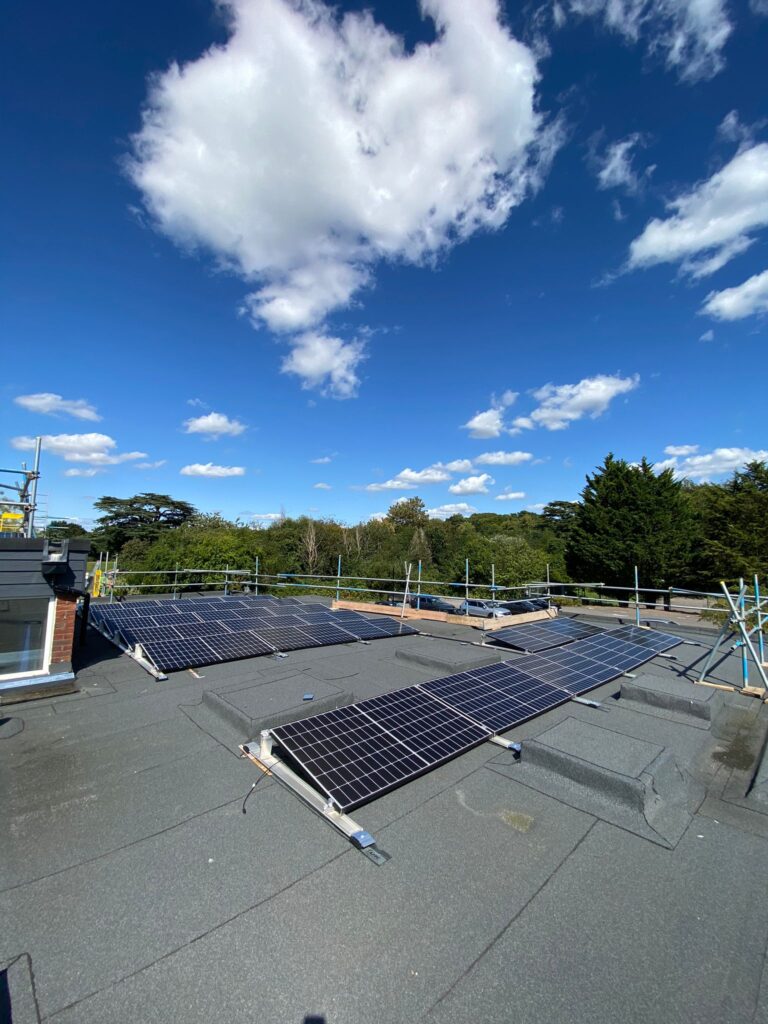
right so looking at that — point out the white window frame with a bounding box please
[0,595,56,683]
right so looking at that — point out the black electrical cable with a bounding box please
[241,752,282,814]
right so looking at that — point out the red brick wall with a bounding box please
[50,593,78,667]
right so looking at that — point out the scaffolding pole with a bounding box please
[698,579,768,694]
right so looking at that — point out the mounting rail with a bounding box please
[240,732,382,857]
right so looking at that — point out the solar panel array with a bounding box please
[489,616,606,652]
[89,596,417,672]
[269,624,683,811]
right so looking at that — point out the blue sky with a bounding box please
[2,0,767,530]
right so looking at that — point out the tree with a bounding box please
[385,497,427,529]
[91,493,196,552]
[300,518,320,575]
[541,501,580,538]
[566,454,691,597]
[685,461,768,587]
[42,520,89,539]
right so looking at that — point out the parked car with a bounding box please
[458,598,511,618]
[408,594,457,613]
[498,599,538,614]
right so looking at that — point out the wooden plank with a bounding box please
[331,599,555,630]
[695,680,738,693]
[482,609,557,631]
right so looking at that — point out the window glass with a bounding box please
[0,597,51,675]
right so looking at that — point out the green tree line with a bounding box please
[50,457,768,596]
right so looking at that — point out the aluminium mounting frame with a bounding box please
[88,617,168,681]
[239,731,377,850]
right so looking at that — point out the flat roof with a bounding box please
[2,597,768,1023]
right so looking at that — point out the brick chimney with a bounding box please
[50,592,79,674]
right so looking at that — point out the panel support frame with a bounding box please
[88,619,168,680]
[239,732,378,851]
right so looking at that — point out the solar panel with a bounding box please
[116,623,183,645]
[513,647,624,695]
[609,624,683,654]
[94,596,442,674]
[271,694,490,811]
[572,633,656,667]
[170,620,235,639]
[252,626,325,652]
[252,614,308,628]
[490,617,604,652]
[271,705,433,811]
[202,631,277,661]
[360,617,418,637]
[148,611,205,627]
[140,637,220,671]
[421,664,572,733]
[357,687,490,763]
[295,614,337,627]
[263,623,685,812]
[330,611,369,625]
[331,618,399,640]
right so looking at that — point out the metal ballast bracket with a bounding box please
[239,734,387,863]
[488,736,522,753]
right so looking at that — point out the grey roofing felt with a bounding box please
[2,597,768,1024]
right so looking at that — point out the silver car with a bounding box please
[458,599,511,618]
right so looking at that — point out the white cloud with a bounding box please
[664,444,699,456]
[180,463,246,477]
[365,465,452,492]
[663,446,768,481]
[701,268,768,320]
[427,502,477,519]
[565,0,731,82]
[14,393,101,422]
[462,390,519,438]
[628,144,768,278]
[281,332,365,398]
[515,373,639,431]
[442,459,474,473]
[313,482,332,490]
[11,433,147,465]
[449,473,494,495]
[134,460,168,470]
[130,0,550,395]
[462,407,505,439]
[510,416,534,432]
[183,411,246,438]
[495,490,526,501]
[717,110,765,148]
[699,328,715,341]
[751,0,768,15]
[593,134,650,194]
[526,502,546,511]
[311,455,333,464]
[63,468,102,478]
[475,450,533,466]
